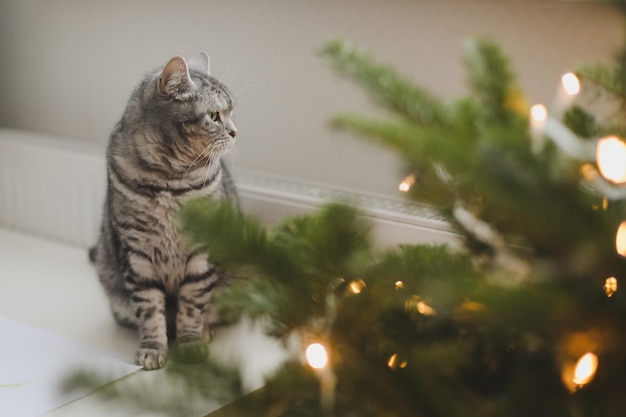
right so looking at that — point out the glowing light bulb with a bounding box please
[306,343,328,369]
[597,136,626,184]
[616,222,626,257]
[581,164,595,180]
[387,353,407,370]
[561,72,581,96]
[529,104,548,151]
[573,352,598,386]
[348,279,366,294]
[416,301,436,316]
[404,295,436,316]
[387,353,398,369]
[530,104,547,124]
[604,277,618,297]
[399,174,416,193]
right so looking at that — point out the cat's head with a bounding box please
[128,52,237,173]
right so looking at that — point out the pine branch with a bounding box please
[179,199,322,333]
[332,113,465,206]
[463,38,526,125]
[332,113,451,163]
[271,203,372,280]
[325,38,623,279]
[600,122,626,138]
[365,244,478,309]
[320,39,450,126]
[577,63,626,101]
[563,105,600,138]
[180,200,376,334]
[179,199,301,282]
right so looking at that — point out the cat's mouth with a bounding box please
[216,135,236,151]
[189,134,234,154]
[190,137,235,165]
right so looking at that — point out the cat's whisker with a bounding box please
[203,150,219,188]
[226,63,250,86]
[200,153,212,182]
[183,144,212,180]
[234,84,254,98]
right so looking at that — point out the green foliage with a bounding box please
[563,106,600,138]
[182,199,509,416]
[578,60,626,104]
[181,198,298,282]
[178,196,626,416]
[463,38,523,126]
[577,16,626,122]
[322,38,625,274]
[320,40,451,127]
[62,355,242,416]
[312,34,626,417]
[180,201,374,335]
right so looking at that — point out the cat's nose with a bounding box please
[228,128,237,139]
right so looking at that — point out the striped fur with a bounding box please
[91,53,238,369]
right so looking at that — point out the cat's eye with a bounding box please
[208,111,220,122]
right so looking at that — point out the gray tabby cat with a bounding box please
[90,52,238,370]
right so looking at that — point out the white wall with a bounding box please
[0,0,623,198]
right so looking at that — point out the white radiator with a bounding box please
[0,129,106,247]
[0,128,456,248]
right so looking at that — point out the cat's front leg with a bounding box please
[134,289,168,369]
[127,256,169,369]
[174,254,219,362]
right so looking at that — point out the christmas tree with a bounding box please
[66,8,626,417]
[177,19,626,417]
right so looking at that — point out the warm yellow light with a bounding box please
[573,352,598,386]
[581,164,595,181]
[597,136,626,184]
[530,104,547,123]
[616,222,626,257]
[604,277,618,297]
[394,280,404,289]
[416,301,436,316]
[306,343,329,369]
[387,353,407,370]
[405,296,418,312]
[387,353,398,369]
[561,72,581,96]
[398,174,416,193]
[348,279,366,294]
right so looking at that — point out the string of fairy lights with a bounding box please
[529,75,626,391]
[300,73,626,409]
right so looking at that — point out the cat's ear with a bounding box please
[158,56,195,96]
[188,51,211,75]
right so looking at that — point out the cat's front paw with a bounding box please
[136,346,168,370]
[171,338,208,363]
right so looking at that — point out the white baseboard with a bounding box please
[0,128,456,249]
